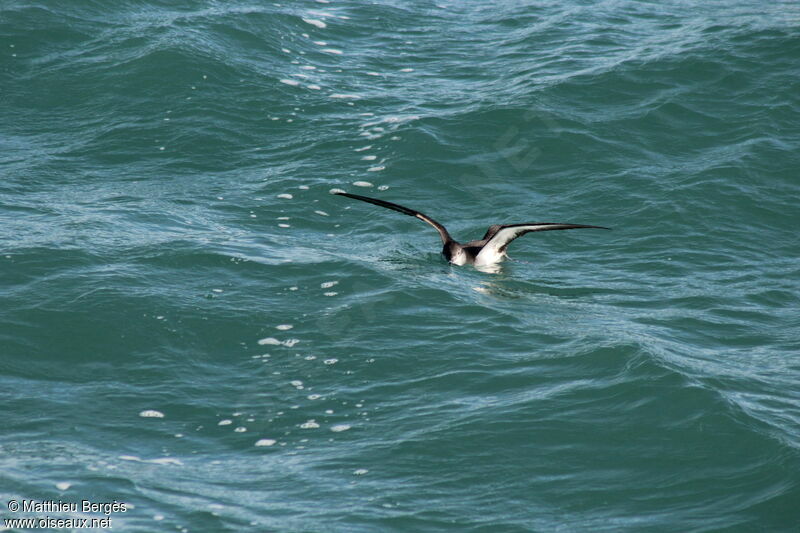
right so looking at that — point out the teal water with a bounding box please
[2,1,800,531]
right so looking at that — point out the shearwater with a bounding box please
[334,192,610,266]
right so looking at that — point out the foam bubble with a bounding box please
[399,68,414,72]
[361,155,377,160]
[331,424,351,432]
[56,482,71,491]
[367,166,385,172]
[218,419,233,426]
[321,48,343,55]
[279,79,300,86]
[329,188,346,194]
[321,281,338,288]
[277,193,293,199]
[255,439,277,447]
[307,84,322,90]
[258,337,281,345]
[324,358,338,365]
[148,457,183,466]
[300,420,320,429]
[314,210,329,216]
[324,292,338,296]
[355,145,372,152]
[353,469,369,475]
[302,18,327,29]
[330,93,359,99]
[139,410,165,418]
[353,181,373,187]
[276,324,293,330]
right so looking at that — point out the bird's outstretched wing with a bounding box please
[477,222,610,262]
[334,192,452,244]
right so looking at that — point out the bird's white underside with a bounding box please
[472,248,506,266]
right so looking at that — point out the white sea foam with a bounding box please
[279,79,300,86]
[367,166,385,172]
[361,155,377,160]
[276,324,293,330]
[139,410,164,418]
[314,210,329,216]
[218,419,233,426]
[330,93,359,99]
[353,181,373,187]
[300,419,320,429]
[149,457,183,466]
[255,439,277,447]
[321,280,338,288]
[302,18,327,29]
[331,424,351,432]
[258,337,281,345]
[329,188,346,194]
[277,193,293,199]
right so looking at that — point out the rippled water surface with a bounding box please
[2,1,799,531]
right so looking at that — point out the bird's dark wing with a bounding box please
[477,222,610,261]
[334,192,452,244]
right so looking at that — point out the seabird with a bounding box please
[334,192,610,266]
